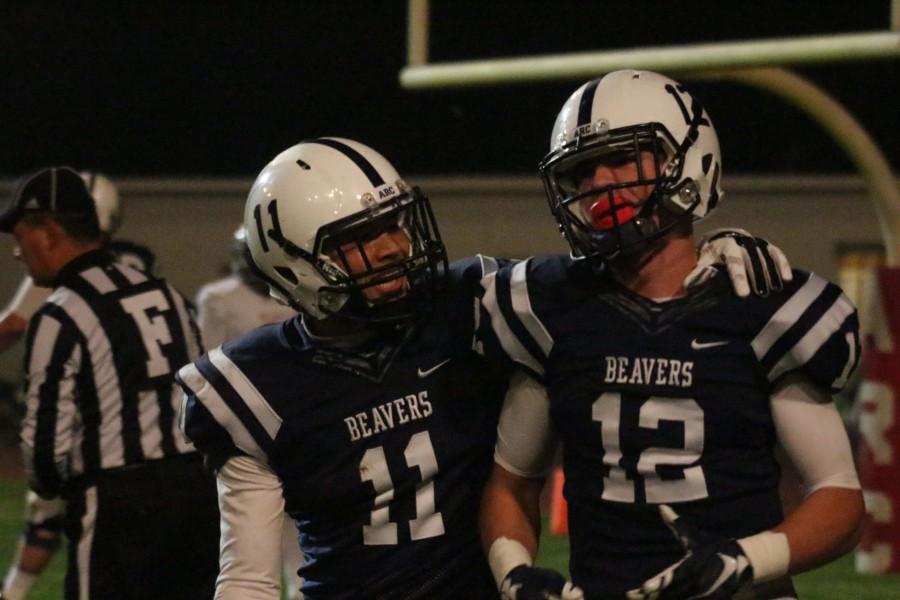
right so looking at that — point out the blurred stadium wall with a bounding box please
[0,174,886,382]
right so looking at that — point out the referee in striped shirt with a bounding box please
[0,167,218,600]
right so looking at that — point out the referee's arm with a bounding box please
[20,311,81,498]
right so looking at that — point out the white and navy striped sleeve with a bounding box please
[752,272,860,393]
[478,258,555,379]
[177,347,283,469]
[20,310,82,497]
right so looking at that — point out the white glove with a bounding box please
[685,228,793,297]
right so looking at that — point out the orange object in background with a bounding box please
[548,467,569,536]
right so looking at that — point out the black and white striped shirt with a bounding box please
[20,248,202,496]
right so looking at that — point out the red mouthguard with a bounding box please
[589,197,635,231]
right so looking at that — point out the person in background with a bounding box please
[0,166,218,600]
[195,226,297,348]
[0,172,155,354]
[479,70,863,600]
[193,225,302,599]
[0,171,156,600]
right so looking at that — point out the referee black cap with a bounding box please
[0,166,98,232]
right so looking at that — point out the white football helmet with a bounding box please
[540,70,723,261]
[80,171,121,234]
[244,138,447,322]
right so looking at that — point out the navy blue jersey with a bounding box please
[177,256,509,600]
[482,255,859,599]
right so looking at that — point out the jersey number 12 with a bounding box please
[594,392,709,503]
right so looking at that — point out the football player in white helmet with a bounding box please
[541,70,722,262]
[242,138,447,327]
[480,71,863,600]
[179,138,506,600]
[539,70,789,296]
[0,171,154,600]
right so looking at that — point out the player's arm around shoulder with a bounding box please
[449,254,522,307]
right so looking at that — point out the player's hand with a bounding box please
[626,505,753,600]
[500,565,585,600]
[685,228,792,297]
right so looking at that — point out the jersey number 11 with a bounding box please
[360,431,446,545]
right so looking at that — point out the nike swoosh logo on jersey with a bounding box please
[691,338,730,350]
[417,358,452,378]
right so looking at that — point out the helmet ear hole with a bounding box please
[274,266,299,285]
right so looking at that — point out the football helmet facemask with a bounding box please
[540,70,723,262]
[80,171,121,235]
[244,137,447,323]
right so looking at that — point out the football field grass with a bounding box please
[2,477,898,599]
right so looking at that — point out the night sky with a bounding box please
[2,1,898,177]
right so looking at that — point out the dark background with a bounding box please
[2,1,898,177]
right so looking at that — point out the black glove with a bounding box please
[501,565,584,600]
[626,505,754,600]
[685,228,792,297]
